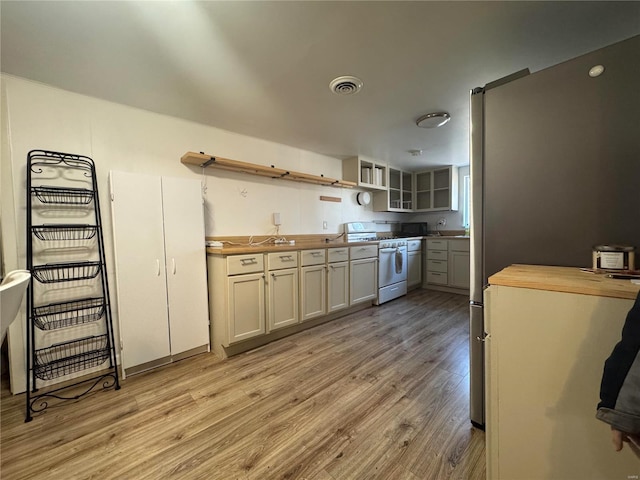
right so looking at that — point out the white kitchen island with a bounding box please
[485,265,639,479]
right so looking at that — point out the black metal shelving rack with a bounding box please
[25,149,120,422]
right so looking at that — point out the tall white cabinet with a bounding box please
[110,172,210,374]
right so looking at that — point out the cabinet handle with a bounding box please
[156,259,160,276]
[280,255,293,261]
[172,258,176,275]
[476,333,491,342]
[271,272,276,279]
[241,258,258,265]
[311,252,323,256]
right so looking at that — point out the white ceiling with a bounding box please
[2,1,639,170]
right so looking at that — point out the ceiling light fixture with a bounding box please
[408,149,423,156]
[416,112,451,128]
[588,64,605,78]
[329,76,363,95]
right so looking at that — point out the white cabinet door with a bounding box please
[449,250,470,289]
[327,261,349,313]
[350,258,378,304]
[407,251,422,287]
[300,265,326,321]
[267,267,298,331]
[228,273,265,343]
[161,177,210,355]
[110,171,171,370]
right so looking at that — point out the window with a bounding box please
[462,174,470,229]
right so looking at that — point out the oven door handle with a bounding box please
[379,248,399,253]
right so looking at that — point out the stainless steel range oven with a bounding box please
[345,222,408,305]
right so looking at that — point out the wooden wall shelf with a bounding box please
[181,152,356,189]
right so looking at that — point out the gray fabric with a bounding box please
[613,350,640,433]
[596,350,640,434]
[596,407,640,435]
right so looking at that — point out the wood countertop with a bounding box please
[205,234,469,256]
[489,264,640,300]
[206,239,369,255]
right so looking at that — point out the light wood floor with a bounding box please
[1,289,485,480]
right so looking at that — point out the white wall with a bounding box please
[0,74,402,392]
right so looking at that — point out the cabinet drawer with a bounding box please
[267,251,298,270]
[227,254,264,275]
[350,245,378,260]
[407,240,422,251]
[427,239,448,250]
[427,271,448,285]
[328,247,349,263]
[301,249,326,266]
[427,259,448,273]
[448,240,470,252]
[427,249,448,261]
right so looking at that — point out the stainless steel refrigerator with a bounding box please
[469,34,640,428]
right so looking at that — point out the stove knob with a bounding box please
[391,242,397,248]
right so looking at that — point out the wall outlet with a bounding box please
[273,212,281,226]
[323,221,328,230]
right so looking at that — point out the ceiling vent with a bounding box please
[329,76,363,95]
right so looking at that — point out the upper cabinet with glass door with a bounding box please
[372,167,414,212]
[342,156,387,190]
[415,166,459,212]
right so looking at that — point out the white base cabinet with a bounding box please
[485,284,638,479]
[228,272,266,342]
[328,262,349,312]
[350,245,378,305]
[300,249,327,322]
[425,238,469,293]
[110,172,210,374]
[266,252,299,332]
[448,240,470,289]
[208,246,379,359]
[327,248,349,313]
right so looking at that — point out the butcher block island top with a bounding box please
[489,264,640,300]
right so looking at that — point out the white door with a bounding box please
[161,177,210,355]
[300,265,326,321]
[350,258,378,304]
[267,268,298,331]
[449,251,470,289]
[327,261,349,313]
[407,251,422,287]
[228,273,265,343]
[110,171,171,370]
